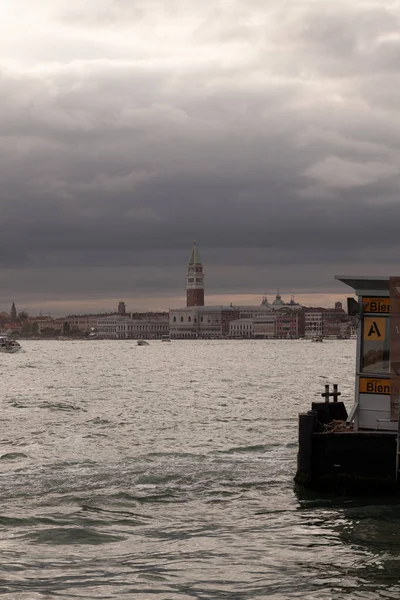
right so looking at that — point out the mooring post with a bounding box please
[333,384,341,402]
[324,384,330,403]
[321,384,341,403]
[297,411,316,477]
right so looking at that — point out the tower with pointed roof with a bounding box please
[10,302,17,320]
[186,241,204,307]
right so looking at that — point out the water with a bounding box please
[1,339,400,599]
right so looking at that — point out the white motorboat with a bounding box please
[0,337,22,354]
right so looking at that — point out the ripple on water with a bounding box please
[2,339,392,600]
[0,452,28,461]
[21,527,125,545]
[38,401,85,412]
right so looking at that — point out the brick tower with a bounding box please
[186,241,204,307]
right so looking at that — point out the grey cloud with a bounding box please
[1,0,400,310]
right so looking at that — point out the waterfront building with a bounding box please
[230,311,301,339]
[238,293,302,319]
[229,318,254,338]
[186,241,204,307]
[122,318,169,340]
[97,315,169,339]
[131,312,169,321]
[253,316,277,338]
[231,293,304,339]
[96,316,124,339]
[28,316,54,333]
[169,307,197,338]
[304,309,323,338]
[304,304,351,338]
[65,314,110,333]
[169,306,239,338]
[276,312,300,338]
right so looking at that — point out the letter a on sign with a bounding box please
[364,317,386,341]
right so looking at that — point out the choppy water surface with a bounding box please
[1,339,400,599]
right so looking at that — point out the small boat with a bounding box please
[0,337,22,354]
[137,340,149,346]
[311,336,323,343]
[161,335,171,342]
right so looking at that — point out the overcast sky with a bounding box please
[1,0,399,315]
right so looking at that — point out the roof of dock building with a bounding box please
[335,275,393,295]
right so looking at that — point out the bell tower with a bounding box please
[186,241,204,307]
[10,302,17,320]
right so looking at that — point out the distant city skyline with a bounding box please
[1,292,352,319]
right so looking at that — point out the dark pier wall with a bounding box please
[295,405,398,493]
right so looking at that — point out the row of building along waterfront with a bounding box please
[93,299,353,339]
[1,300,354,340]
[1,242,355,339]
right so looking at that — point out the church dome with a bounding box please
[272,290,285,306]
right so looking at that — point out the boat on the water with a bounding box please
[0,337,22,353]
[161,335,171,342]
[311,336,323,343]
[137,340,149,346]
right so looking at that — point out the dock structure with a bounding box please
[295,276,400,493]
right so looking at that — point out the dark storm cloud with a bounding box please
[1,0,400,308]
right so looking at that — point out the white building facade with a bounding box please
[97,316,169,339]
[229,318,254,338]
[169,306,240,338]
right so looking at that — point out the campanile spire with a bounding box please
[186,240,204,307]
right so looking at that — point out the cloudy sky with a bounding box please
[1,0,399,315]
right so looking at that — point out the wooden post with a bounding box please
[324,384,330,403]
[333,384,340,402]
[321,384,341,403]
[297,411,316,476]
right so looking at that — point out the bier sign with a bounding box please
[363,297,390,314]
[359,377,391,394]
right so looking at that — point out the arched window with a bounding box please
[188,316,191,322]
[201,316,203,322]
[180,316,184,322]
[173,317,176,322]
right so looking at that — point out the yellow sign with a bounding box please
[359,378,391,394]
[363,297,390,314]
[363,317,386,341]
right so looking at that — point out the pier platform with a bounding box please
[295,275,400,495]
[295,404,397,493]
